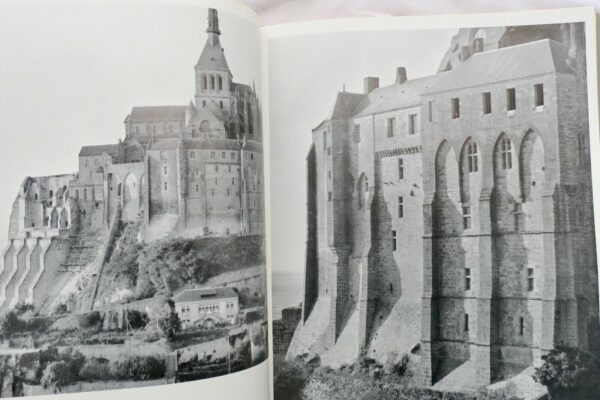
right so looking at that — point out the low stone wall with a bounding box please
[23,378,167,396]
[273,307,301,357]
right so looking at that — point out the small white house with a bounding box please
[174,287,239,328]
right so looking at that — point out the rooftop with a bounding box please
[126,106,187,123]
[174,287,238,303]
[79,144,120,157]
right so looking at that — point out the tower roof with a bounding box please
[195,8,230,73]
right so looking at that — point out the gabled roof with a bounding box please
[355,74,446,117]
[175,287,238,303]
[196,36,230,72]
[127,106,187,123]
[79,144,120,157]
[328,91,366,120]
[148,139,181,151]
[426,39,573,94]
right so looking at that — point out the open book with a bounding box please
[0,1,598,399]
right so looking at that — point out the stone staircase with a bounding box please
[60,234,103,272]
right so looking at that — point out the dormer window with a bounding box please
[473,29,485,53]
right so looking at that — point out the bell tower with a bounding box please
[194,8,232,113]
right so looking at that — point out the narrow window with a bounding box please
[408,114,417,135]
[163,182,167,191]
[83,188,88,201]
[428,101,434,122]
[231,152,236,160]
[451,98,460,119]
[232,178,235,185]
[215,165,219,172]
[228,165,231,173]
[474,37,484,53]
[218,76,223,90]
[210,151,215,160]
[211,189,214,196]
[501,138,512,169]
[519,317,525,336]
[387,118,395,137]
[163,165,168,175]
[323,131,327,151]
[195,184,199,192]
[527,268,534,292]
[202,100,206,108]
[222,152,226,159]
[462,206,471,229]
[353,124,361,143]
[210,75,215,90]
[513,203,523,231]
[328,170,331,179]
[49,190,53,198]
[392,230,397,251]
[464,314,469,332]
[534,84,544,107]
[465,268,471,291]
[250,153,254,160]
[219,101,224,109]
[482,92,491,114]
[227,189,230,196]
[468,143,478,172]
[398,196,404,218]
[398,158,404,180]
[507,88,516,111]
[327,147,331,156]
[202,75,207,89]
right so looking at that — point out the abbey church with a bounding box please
[288,23,599,392]
[0,9,262,314]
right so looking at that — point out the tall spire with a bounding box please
[207,8,220,35]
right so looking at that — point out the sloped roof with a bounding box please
[175,287,238,303]
[426,39,573,94]
[79,144,120,157]
[328,91,366,120]
[355,74,446,117]
[148,139,181,151]
[196,36,230,72]
[127,106,187,123]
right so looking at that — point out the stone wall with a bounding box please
[273,307,302,357]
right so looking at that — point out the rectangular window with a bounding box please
[83,189,87,201]
[353,124,361,143]
[507,88,516,111]
[226,189,230,196]
[464,314,469,332]
[164,182,168,191]
[428,101,434,122]
[323,131,327,150]
[398,158,404,180]
[222,152,226,159]
[327,147,331,156]
[527,268,534,292]
[231,152,236,160]
[387,118,395,137]
[451,98,460,119]
[195,184,199,192]
[514,203,523,231]
[534,84,544,107]
[328,170,331,179]
[482,92,492,114]
[462,206,471,229]
[392,230,397,251]
[408,114,417,135]
[328,191,332,201]
[465,268,471,291]
[398,196,404,218]
[519,317,525,336]
[163,165,168,175]
[211,151,215,159]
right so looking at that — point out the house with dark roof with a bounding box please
[174,287,239,328]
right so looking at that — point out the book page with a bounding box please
[0,0,269,399]
[263,8,600,400]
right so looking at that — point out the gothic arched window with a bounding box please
[202,75,207,90]
[501,138,512,169]
[210,75,215,90]
[218,75,223,90]
[467,142,478,172]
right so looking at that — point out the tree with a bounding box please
[158,310,181,340]
[534,345,600,400]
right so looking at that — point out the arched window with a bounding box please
[200,120,210,132]
[467,143,478,172]
[117,183,122,197]
[218,75,223,90]
[202,75,207,89]
[358,173,369,210]
[210,75,215,90]
[501,138,512,169]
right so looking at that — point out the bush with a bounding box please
[384,351,410,377]
[534,345,600,400]
[0,312,27,336]
[158,308,181,340]
[274,357,313,400]
[79,311,103,329]
[126,310,149,330]
[112,356,166,381]
[80,359,113,381]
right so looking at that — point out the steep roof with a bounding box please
[175,287,238,303]
[328,91,366,120]
[127,106,187,123]
[426,39,573,94]
[355,74,446,117]
[148,139,181,151]
[79,144,120,157]
[196,36,230,72]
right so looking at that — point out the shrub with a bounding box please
[158,309,181,340]
[79,311,103,329]
[274,357,313,400]
[80,359,113,381]
[111,356,166,381]
[534,345,600,400]
[384,351,410,377]
[126,310,149,330]
[0,312,26,336]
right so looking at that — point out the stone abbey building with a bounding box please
[0,9,263,314]
[288,23,599,391]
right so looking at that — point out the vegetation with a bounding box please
[112,356,166,381]
[158,301,182,340]
[534,345,600,400]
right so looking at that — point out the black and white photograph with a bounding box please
[268,15,600,400]
[0,1,267,397]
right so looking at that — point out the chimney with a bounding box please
[395,67,407,84]
[363,77,379,94]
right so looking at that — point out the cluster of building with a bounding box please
[175,287,239,328]
[0,8,263,314]
[288,23,599,390]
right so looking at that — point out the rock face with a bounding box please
[290,22,599,394]
[0,8,265,317]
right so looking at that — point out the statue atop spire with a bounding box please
[207,8,220,36]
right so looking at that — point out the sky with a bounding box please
[0,1,260,249]
[267,28,457,275]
